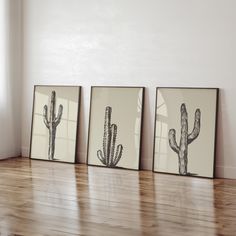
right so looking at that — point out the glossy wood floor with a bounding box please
[0,158,236,236]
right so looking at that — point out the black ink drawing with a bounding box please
[97,106,123,167]
[43,91,63,160]
[168,103,201,175]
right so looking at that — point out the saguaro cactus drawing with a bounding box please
[168,103,201,175]
[97,106,123,167]
[43,91,63,160]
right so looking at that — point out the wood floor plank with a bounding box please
[0,157,236,235]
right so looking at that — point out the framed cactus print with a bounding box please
[30,85,81,163]
[87,86,144,170]
[153,87,218,178]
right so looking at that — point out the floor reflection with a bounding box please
[29,159,81,234]
[213,179,236,235]
[152,174,217,236]
[86,166,141,235]
[1,159,236,235]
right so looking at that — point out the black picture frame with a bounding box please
[87,86,145,171]
[152,87,219,179]
[29,85,82,164]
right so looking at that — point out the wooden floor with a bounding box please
[0,158,236,236]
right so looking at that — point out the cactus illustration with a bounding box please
[43,91,63,160]
[168,103,201,175]
[97,106,123,167]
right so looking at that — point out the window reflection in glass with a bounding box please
[155,91,168,169]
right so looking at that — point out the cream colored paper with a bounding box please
[31,86,80,163]
[154,88,217,178]
[88,87,144,170]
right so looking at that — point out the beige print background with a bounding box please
[31,86,80,163]
[88,87,143,169]
[154,88,217,178]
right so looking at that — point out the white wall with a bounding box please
[22,0,236,178]
[0,0,22,159]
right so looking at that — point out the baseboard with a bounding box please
[21,145,236,179]
[76,151,87,163]
[21,146,30,157]
[0,150,21,160]
[215,165,236,179]
[21,146,87,163]
[140,158,152,170]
